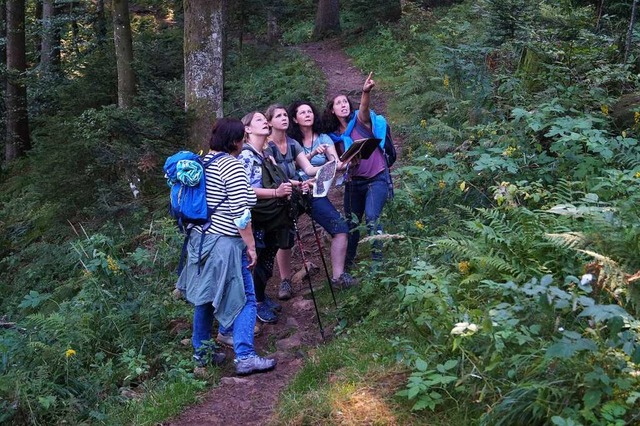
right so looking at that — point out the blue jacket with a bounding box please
[330,109,387,151]
[176,233,247,329]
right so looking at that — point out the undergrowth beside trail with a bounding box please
[276,1,640,424]
[0,34,324,423]
[2,0,640,424]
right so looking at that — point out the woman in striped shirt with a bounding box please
[177,118,276,376]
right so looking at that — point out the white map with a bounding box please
[312,160,337,198]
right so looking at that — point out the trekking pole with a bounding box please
[293,219,325,341]
[309,217,338,308]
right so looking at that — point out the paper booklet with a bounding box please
[312,160,337,198]
[338,137,381,164]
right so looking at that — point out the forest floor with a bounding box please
[166,39,391,426]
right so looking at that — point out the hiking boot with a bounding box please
[235,355,277,376]
[277,278,293,300]
[256,302,278,323]
[193,351,226,368]
[216,332,233,348]
[331,272,358,290]
[263,296,282,312]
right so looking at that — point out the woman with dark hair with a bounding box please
[237,111,294,323]
[321,73,391,269]
[285,100,356,289]
[176,117,276,375]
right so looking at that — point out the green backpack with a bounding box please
[243,147,292,233]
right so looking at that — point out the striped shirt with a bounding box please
[197,153,257,236]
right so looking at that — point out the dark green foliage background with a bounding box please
[1,0,640,424]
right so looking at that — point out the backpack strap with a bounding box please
[241,145,264,182]
[202,152,226,168]
[268,138,298,180]
[177,152,229,276]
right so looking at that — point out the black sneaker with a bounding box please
[235,355,277,375]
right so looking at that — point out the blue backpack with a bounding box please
[163,151,227,274]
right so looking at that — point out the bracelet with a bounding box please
[273,188,277,198]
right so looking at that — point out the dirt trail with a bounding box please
[167,39,382,426]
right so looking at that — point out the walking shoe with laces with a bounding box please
[235,355,277,375]
[277,278,293,300]
[263,295,282,312]
[216,332,233,348]
[256,302,278,323]
[331,272,357,290]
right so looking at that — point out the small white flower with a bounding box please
[451,322,469,335]
[558,327,564,332]
[450,322,479,336]
[580,274,594,286]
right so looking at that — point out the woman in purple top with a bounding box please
[321,73,391,268]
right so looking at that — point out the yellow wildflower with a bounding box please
[600,105,609,116]
[443,75,450,88]
[635,171,640,178]
[415,221,425,230]
[502,146,517,157]
[107,255,120,273]
[635,111,640,124]
[438,180,446,190]
[420,119,427,128]
[65,349,76,358]
[458,261,470,275]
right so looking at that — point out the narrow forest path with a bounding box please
[166,39,389,426]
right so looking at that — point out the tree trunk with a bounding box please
[34,0,42,60]
[41,0,61,74]
[184,0,224,149]
[266,6,279,45]
[624,0,638,63]
[5,0,31,162]
[1,2,7,158]
[313,0,340,40]
[595,0,605,31]
[113,0,135,108]
[93,0,107,44]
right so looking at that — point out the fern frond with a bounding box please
[549,179,582,204]
[545,232,589,250]
[460,272,487,285]
[475,255,522,276]
[612,147,640,169]
[576,249,619,268]
[27,341,49,351]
